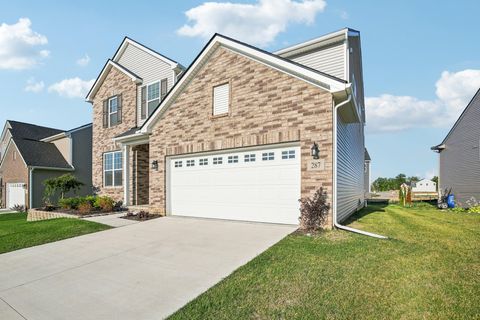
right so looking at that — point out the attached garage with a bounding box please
[6,183,26,209]
[166,144,301,225]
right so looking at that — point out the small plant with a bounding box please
[468,205,480,214]
[78,201,93,214]
[449,207,465,213]
[10,204,26,212]
[94,196,115,212]
[59,197,82,210]
[298,187,330,232]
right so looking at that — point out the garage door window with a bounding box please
[282,150,296,159]
[199,158,208,166]
[174,161,183,168]
[228,155,239,163]
[262,152,274,161]
[244,154,256,162]
[186,160,195,167]
[213,157,223,165]
[104,151,122,187]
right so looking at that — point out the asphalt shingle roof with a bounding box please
[8,120,64,140]
[13,137,73,169]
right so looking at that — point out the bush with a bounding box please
[78,201,93,214]
[59,197,82,210]
[298,187,330,232]
[10,204,26,212]
[94,196,115,212]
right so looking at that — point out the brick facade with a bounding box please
[91,67,137,203]
[0,142,29,208]
[148,47,334,225]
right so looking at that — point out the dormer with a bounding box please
[275,28,365,123]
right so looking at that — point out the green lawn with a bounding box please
[0,212,111,254]
[169,204,480,320]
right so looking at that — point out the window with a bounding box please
[213,157,223,165]
[186,160,195,167]
[141,79,168,119]
[104,151,122,187]
[228,155,239,163]
[262,152,274,161]
[174,161,183,168]
[108,96,118,127]
[199,158,208,166]
[281,150,295,159]
[244,154,256,162]
[213,83,229,115]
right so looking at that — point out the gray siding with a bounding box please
[337,116,365,222]
[439,91,480,207]
[289,42,346,80]
[70,126,92,196]
[116,43,175,126]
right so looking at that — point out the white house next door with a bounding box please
[166,144,301,225]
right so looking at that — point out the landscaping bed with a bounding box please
[121,211,160,221]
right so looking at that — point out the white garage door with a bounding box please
[7,183,26,209]
[167,144,301,225]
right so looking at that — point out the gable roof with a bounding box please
[431,88,480,151]
[85,60,142,102]
[364,148,371,161]
[12,137,73,170]
[7,120,64,140]
[138,33,348,134]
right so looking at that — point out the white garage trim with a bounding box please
[166,142,301,225]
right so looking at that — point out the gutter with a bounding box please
[332,92,387,239]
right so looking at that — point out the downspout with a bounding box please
[333,93,387,239]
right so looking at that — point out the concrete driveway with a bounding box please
[0,217,296,320]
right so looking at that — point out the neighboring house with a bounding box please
[364,148,371,195]
[87,28,368,227]
[412,179,436,193]
[432,89,480,207]
[0,121,92,209]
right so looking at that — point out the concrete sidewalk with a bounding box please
[82,212,139,227]
[0,217,296,319]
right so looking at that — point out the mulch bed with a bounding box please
[121,212,160,221]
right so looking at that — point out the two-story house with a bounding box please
[88,28,368,228]
[0,121,92,209]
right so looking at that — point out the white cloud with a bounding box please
[340,10,349,20]
[24,77,44,93]
[177,0,327,47]
[76,54,90,67]
[0,18,49,70]
[366,69,480,133]
[48,77,94,98]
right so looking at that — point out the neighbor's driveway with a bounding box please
[0,217,295,320]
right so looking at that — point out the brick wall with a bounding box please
[148,47,334,225]
[0,142,29,208]
[91,67,137,202]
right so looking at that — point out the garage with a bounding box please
[166,144,301,225]
[6,183,26,209]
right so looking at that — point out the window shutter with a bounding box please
[141,86,147,119]
[161,79,168,100]
[117,94,122,124]
[213,83,230,115]
[102,100,108,128]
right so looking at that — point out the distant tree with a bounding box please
[432,176,439,191]
[407,176,420,184]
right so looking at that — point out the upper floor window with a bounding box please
[141,78,168,120]
[103,95,122,128]
[213,83,230,116]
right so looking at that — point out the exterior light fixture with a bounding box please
[311,142,320,159]
[151,160,159,170]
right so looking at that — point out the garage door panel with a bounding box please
[167,145,301,225]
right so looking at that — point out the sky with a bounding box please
[0,0,478,181]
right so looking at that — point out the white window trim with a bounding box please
[141,81,161,119]
[104,151,123,188]
[108,96,118,128]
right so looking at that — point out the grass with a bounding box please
[169,204,480,320]
[0,212,111,254]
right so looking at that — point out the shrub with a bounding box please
[94,196,115,212]
[59,197,82,210]
[10,204,26,212]
[298,187,330,232]
[78,201,93,214]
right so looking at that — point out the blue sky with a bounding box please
[0,0,478,181]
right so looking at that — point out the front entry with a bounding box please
[167,144,301,225]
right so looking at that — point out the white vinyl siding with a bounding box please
[213,83,229,115]
[116,43,175,126]
[289,42,346,80]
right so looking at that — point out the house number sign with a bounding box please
[308,159,325,171]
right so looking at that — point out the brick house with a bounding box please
[87,29,369,227]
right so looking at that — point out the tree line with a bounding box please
[372,174,438,192]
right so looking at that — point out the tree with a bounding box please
[44,174,84,204]
[432,176,439,191]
